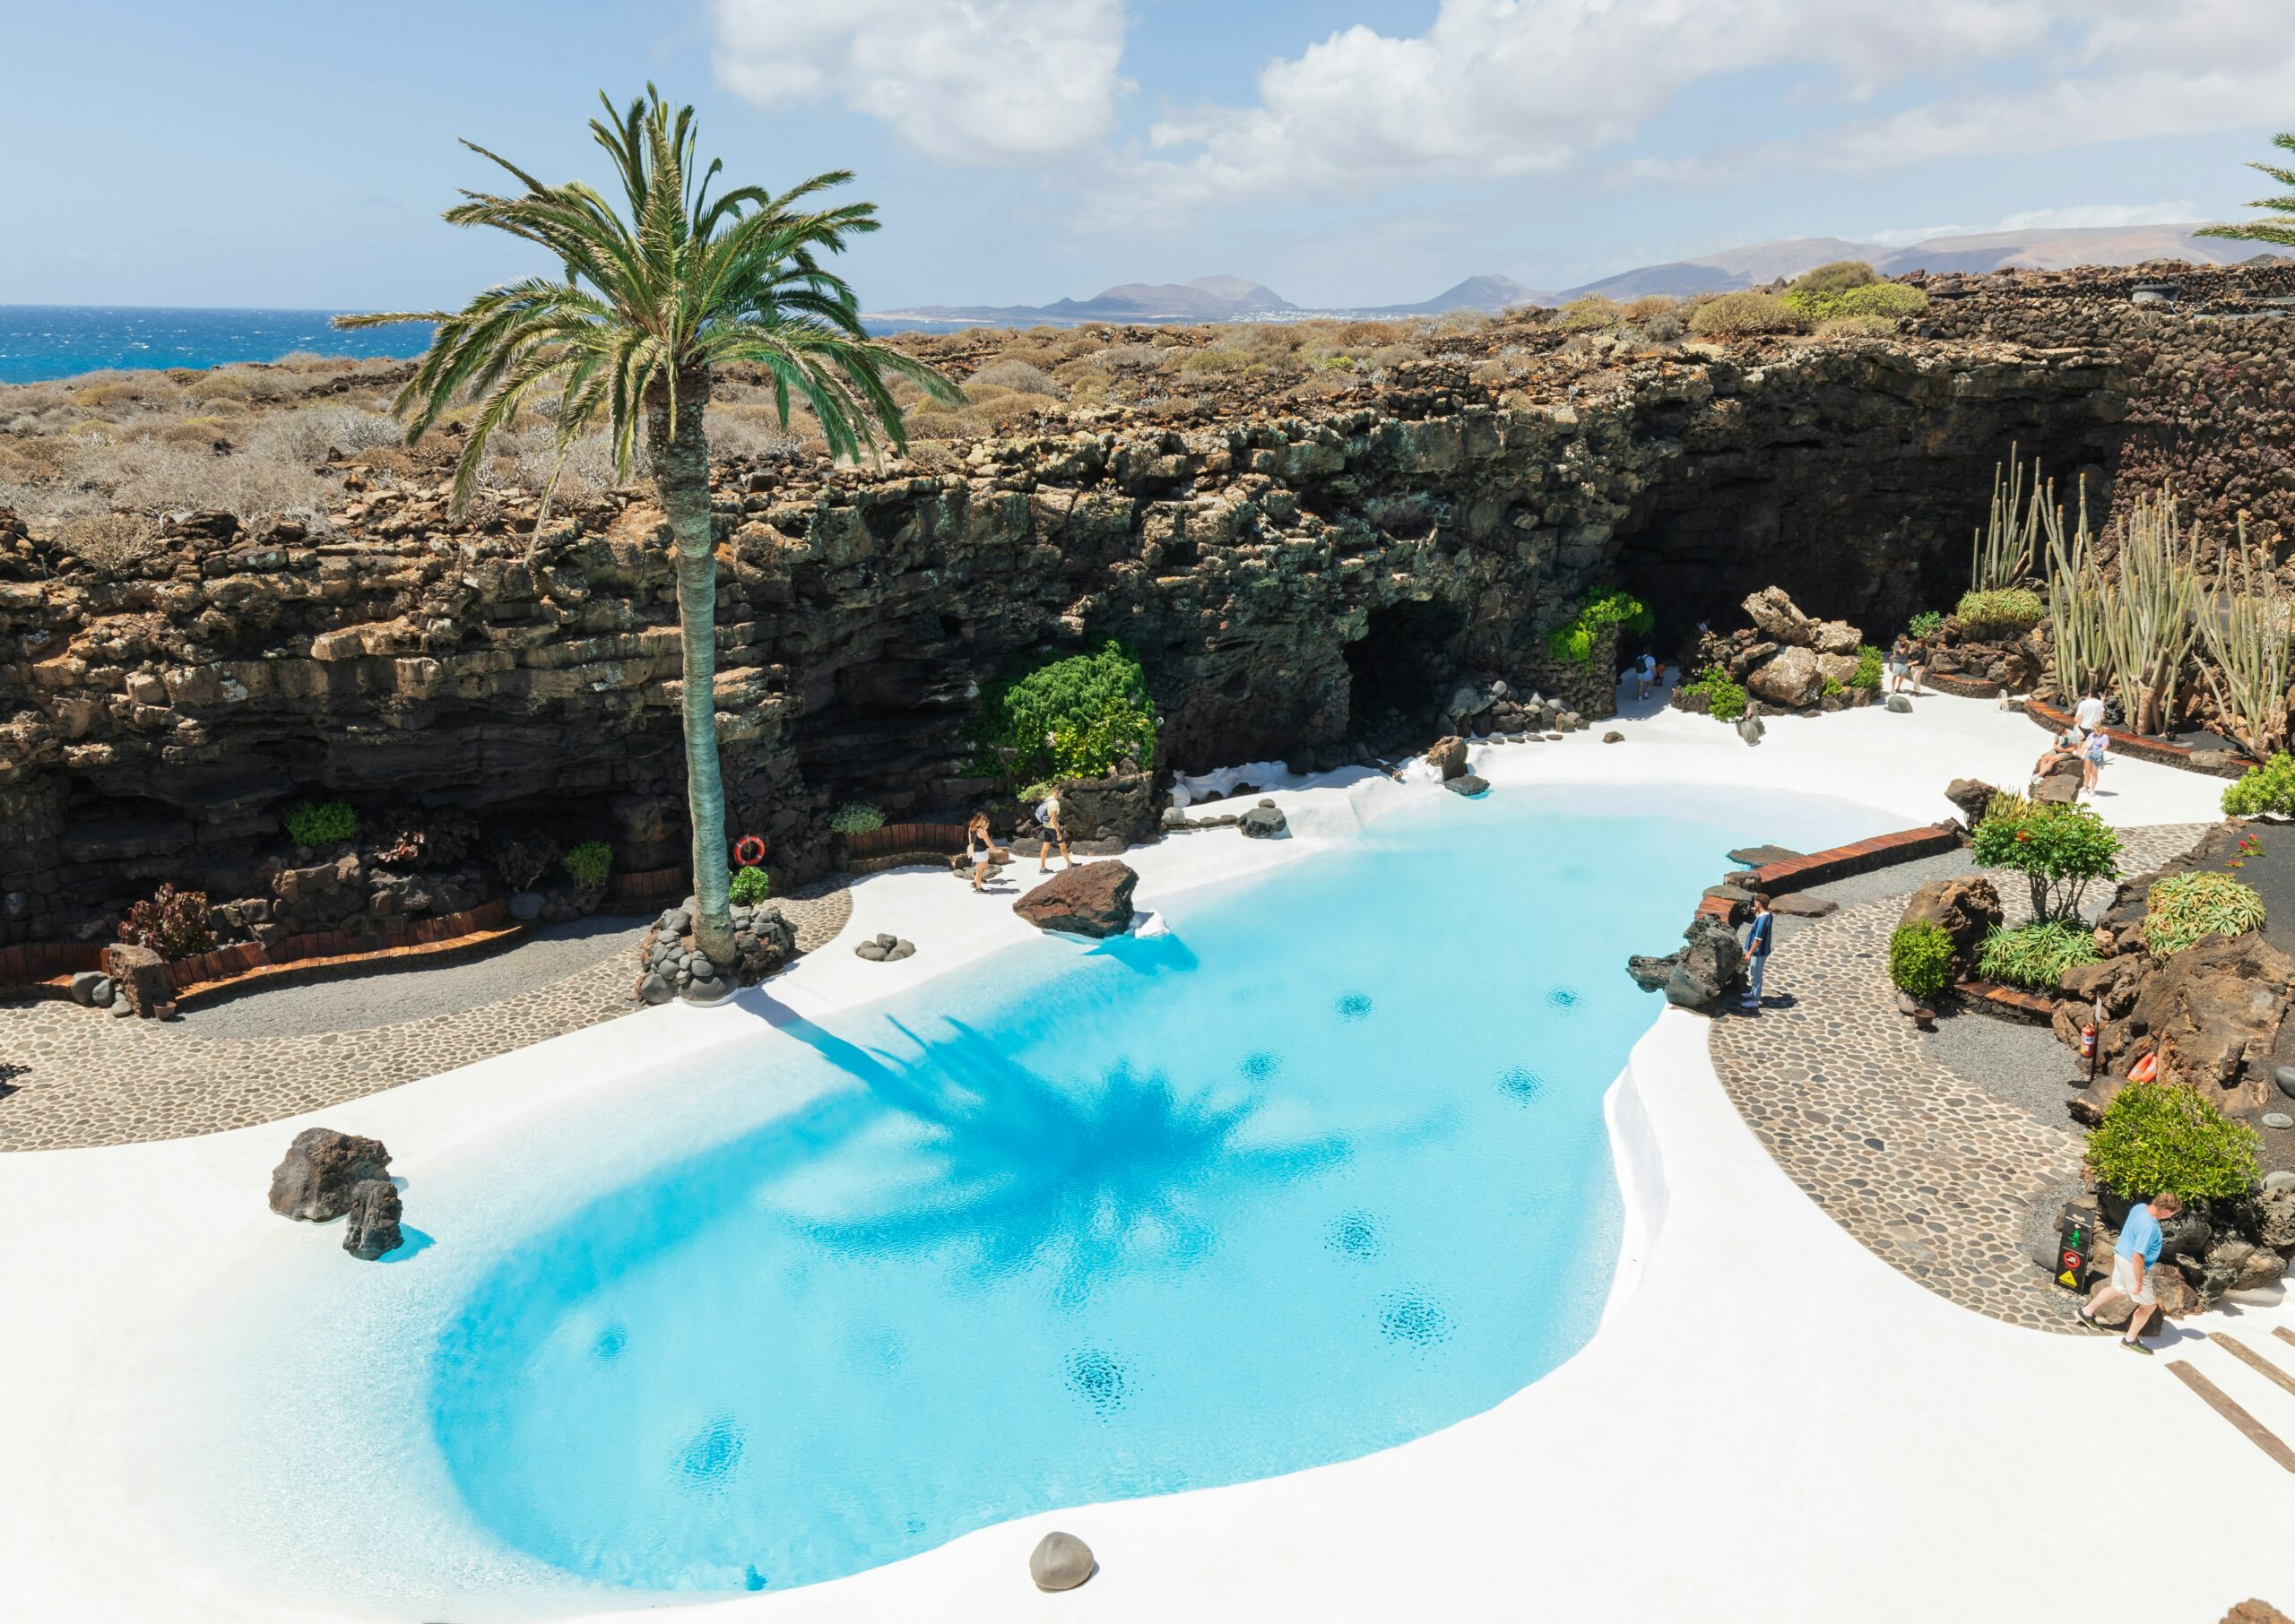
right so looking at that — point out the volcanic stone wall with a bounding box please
[1922,263,2295,547]
[0,337,2130,942]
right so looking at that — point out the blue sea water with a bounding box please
[0,305,967,384]
[0,305,437,384]
[427,783,1878,1595]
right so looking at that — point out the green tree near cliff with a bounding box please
[338,88,957,975]
[2196,133,2295,250]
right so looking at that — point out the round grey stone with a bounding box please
[637,972,673,1006]
[876,932,899,950]
[2265,1170,2295,1193]
[856,941,888,962]
[2276,1065,2295,1101]
[1029,1531,1094,1591]
[2263,1111,2294,1131]
[1885,694,1914,713]
[888,940,916,961]
[680,974,732,1005]
[688,955,715,981]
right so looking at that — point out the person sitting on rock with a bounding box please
[2078,1189,2180,1353]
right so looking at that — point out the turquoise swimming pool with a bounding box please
[427,783,1875,1594]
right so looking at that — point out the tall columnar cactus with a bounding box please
[2093,486,2204,737]
[2044,479,2108,700]
[1970,444,2056,592]
[2196,514,2295,756]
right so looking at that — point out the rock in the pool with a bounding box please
[268,1127,392,1222]
[1014,861,1137,938]
[341,1178,403,1260]
[1443,773,1490,797]
[1030,1531,1095,1591]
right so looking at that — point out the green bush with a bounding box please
[2087,1078,2260,1203]
[1784,281,1928,324]
[1687,292,1807,338]
[1545,587,1653,665]
[1682,664,1748,722]
[828,802,887,836]
[1821,675,1844,697]
[1789,259,1878,295]
[561,839,613,886]
[2223,752,2295,816]
[1889,920,1957,998]
[1971,801,2122,921]
[1849,645,1884,689]
[1976,920,2099,990]
[284,799,356,846]
[1907,610,1946,640]
[2143,870,2266,955]
[1954,586,2045,633]
[968,639,1160,787]
[729,865,771,905]
[119,884,216,961]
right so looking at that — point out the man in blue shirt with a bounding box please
[2078,1189,2182,1352]
[1738,894,1774,1012]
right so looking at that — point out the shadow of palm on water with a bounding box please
[779,1012,1351,1306]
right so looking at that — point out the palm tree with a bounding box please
[2196,133,2295,250]
[340,89,957,976]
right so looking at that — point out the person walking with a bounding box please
[1035,787,1071,873]
[2074,689,2107,738]
[964,812,997,893]
[1888,635,1913,695]
[1633,651,1658,701]
[2078,1190,2181,1352]
[2081,726,2109,796]
[1739,894,1775,1012]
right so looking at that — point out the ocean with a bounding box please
[0,306,978,386]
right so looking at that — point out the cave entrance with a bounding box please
[1344,600,1464,747]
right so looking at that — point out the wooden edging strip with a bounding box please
[2025,698,2256,777]
[2166,1360,2295,1473]
[166,923,532,1010]
[2276,1326,2295,1353]
[2214,1335,2295,1402]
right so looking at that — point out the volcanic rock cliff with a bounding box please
[4,264,2286,944]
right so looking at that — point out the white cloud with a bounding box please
[711,0,1129,164]
[1125,0,2295,208]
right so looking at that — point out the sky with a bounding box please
[6,0,2293,313]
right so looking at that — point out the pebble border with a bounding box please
[0,885,853,1153]
[1705,823,2210,1333]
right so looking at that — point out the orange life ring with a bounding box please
[733,834,766,868]
[2128,1051,2159,1084]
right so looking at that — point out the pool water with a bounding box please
[429,785,1874,1593]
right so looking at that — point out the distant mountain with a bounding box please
[1550,225,2273,303]
[888,274,1295,325]
[1359,273,1543,315]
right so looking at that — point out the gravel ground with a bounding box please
[1918,1011,2088,1127]
[178,914,651,1041]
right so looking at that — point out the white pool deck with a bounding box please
[5,690,2293,1623]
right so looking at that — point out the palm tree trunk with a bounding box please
[647,372,738,972]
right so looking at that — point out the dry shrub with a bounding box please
[1364,342,1426,370]
[1171,347,1251,376]
[902,440,966,473]
[1789,259,1876,294]
[974,391,1059,425]
[57,512,159,570]
[1817,315,1899,339]
[186,372,253,402]
[1686,292,1807,337]
[967,358,1060,394]
[1334,320,1401,346]
[1623,295,1677,323]
[1558,295,1623,331]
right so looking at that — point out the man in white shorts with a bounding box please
[2078,1188,2180,1352]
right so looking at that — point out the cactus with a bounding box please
[2195,514,2295,756]
[1970,444,2057,593]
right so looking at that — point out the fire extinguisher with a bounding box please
[2079,1021,2097,1060]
